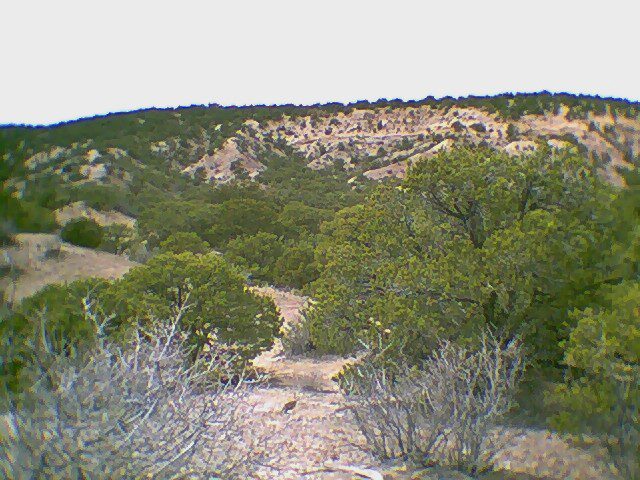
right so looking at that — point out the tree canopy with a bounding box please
[308,147,611,365]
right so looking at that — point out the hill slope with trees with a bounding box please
[1,92,639,479]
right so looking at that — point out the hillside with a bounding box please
[2,93,639,480]
[2,94,639,202]
[184,102,639,185]
[0,233,136,303]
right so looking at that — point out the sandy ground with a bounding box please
[247,287,374,479]
[55,201,136,228]
[243,288,618,480]
[1,233,136,303]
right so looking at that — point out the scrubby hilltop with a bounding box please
[185,98,640,184]
[2,92,639,306]
[2,93,639,200]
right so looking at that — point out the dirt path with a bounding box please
[252,287,357,392]
[247,287,373,479]
[1,237,619,479]
[242,287,617,480]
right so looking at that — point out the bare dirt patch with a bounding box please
[242,287,618,480]
[1,233,136,303]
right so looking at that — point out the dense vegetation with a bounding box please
[2,252,281,401]
[309,147,608,363]
[306,148,639,478]
[1,93,639,477]
[60,217,104,248]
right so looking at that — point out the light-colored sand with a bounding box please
[1,233,136,303]
[55,201,136,228]
[242,287,617,480]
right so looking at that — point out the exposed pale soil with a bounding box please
[55,201,136,228]
[244,289,618,480]
[0,233,136,303]
[183,105,639,185]
[20,104,639,190]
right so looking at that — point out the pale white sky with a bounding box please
[2,0,638,126]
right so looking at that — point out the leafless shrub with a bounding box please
[0,297,267,479]
[340,332,525,475]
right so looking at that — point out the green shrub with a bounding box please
[137,200,218,249]
[308,147,608,362]
[205,198,281,248]
[3,251,284,399]
[69,183,128,211]
[547,169,640,479]
[273,240,319,289]
[224,232,284,283]
[277,202,333,238]
[506,123,519,142]
[469,122,486,133]
[60,218,104,248]
[1,279,109,401]
[1,305,264,479]
[99,223,137,255]
[547,282,640,479]
[0,193,58,239]
[159,231,211,254]
[105,252,282,360]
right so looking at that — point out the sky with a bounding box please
[2,0,639,126]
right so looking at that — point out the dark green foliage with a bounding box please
[2,252,283,399]
[260,155,366,211]
[0,191,58,243]
[506,123,519,142]
[99,223,137,255]
[159,232,211,254]
[469,122,486,133]
[14,280,107,352]
[133,172,337,289]
[545,168,640,478]
[277,202,333,238]
[137,200,218,249]
[224,232,284,283]
[273,240,319,289]
[67,183,129,212]
[106,252,282,359]
[60,218,104,248]
[548,282,640,479]
[308,147,609,363]
[1,279,108,400]
[205,198,281,248]
[184,182,270,205]
[0,310,31,399]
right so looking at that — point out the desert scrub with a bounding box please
[0,298,270,479]
[281,304,313,356]
[109,251,282,361]
[340,333,525,475]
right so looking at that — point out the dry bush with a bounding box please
[0,297,268,479]
[340,333,525,475]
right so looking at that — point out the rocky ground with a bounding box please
[184,105,640,185]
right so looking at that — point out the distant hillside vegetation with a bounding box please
[1,91,639,265]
